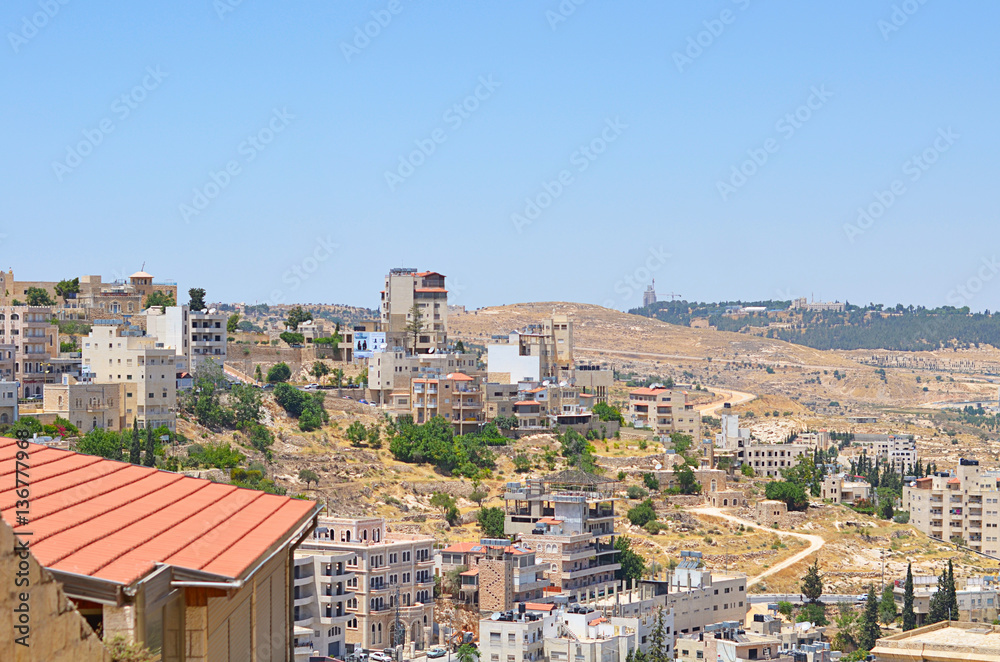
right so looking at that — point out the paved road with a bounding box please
[575,346,848,371]
[749,594,864,605]
[695,387,756,416]
[690,507,825,588]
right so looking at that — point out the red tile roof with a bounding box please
[441,541,526,555]
[460,567,480,576]
[0,438,318,587]
[445,373,474,381]
[415,288,448,293]
[525,602,555,612]
[629,387,667,396]
[537,517,563,525]
[514,401,539,406]
[415,271,444,278]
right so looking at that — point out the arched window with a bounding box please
[0,414,7,424]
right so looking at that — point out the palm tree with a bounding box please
[456,644,478,662]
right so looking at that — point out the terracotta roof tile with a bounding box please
[0,437,318,586]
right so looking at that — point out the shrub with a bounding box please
[627,499,657,527]
[626,485,649,500]
[266,362,291,383]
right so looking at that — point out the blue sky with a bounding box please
[4,1,999,311]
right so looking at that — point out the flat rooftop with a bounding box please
[873,621,1000,660]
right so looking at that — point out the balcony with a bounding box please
[294,594,312,607]
[295,573,314,586]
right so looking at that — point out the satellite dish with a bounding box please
[654,463,662,470]
[490,613,501,621]
[559,381,567,387]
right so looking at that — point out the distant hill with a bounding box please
[628,301,1000,352]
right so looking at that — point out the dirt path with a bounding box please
[695,386,756,416]
[691,506,825,587]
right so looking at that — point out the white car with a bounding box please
[370,652,393,662]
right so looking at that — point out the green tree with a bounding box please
[54,278,80,301]
[254,364,263,382]
[279,331,305,345]
[456,643,478,662]
[227,313,240,333]
[592,401,624,424]
[230,384,263,427]
[675,464,701,495]
[879,583,897,625]
[801,558,823,603]
[298,469,319,488]
[405,302,425,353]
[284,305,312,331]
[188,288,207,310]
[626,499,657,527]
[430,492,456,518]
[477,506,505,538]
[143,426,156,467]
[777,601,794,618]
[798,602,827,626]
[367,423,382,449]
[902,563,917,631]
[469,479,489,507]
[144,290,175,308]
[266,362,292,383]
[765,481,808,511]
[740,463,755,477]
[642,472,659,491]
[128,419,141,464]
[346,421,368,447]
[856,585,882,652]
[614,536,646,589]
[513,453,532,473]
[648,607,669,662]
[310,361,330,381]
[24,287,55,306]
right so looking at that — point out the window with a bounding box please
[490,633,501,643]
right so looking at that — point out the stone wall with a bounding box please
[0,519,110,661]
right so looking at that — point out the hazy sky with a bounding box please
[4,1,998,312]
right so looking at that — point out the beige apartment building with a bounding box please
[855,433,918,474]
[380,268,448,354]
[438,540,550,609]
[904,458,1000,553]
[642,553,748,637]
[821,473,871,505]
[368,349,479,407]
[504,471,621,603]
[486,315,574,385]
[0,305,58,398]
[145,305,228,374]
[627,387,702,440]
[409,372,484,434]
[303,517,435,655]
[81,323,177,430]
[0,380,18,425]
[43,375,125,432]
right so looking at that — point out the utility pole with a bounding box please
[881,548,886,591]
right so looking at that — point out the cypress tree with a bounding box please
[801,558,824,603]
[857,584,882,651]
[902,563,917,631]
[143,426,156,467]
[946,559,959,620]
[129,418,141,465]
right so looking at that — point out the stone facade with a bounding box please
[0,519,110,661]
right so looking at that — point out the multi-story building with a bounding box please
[81,323,177,430]
[368,348,479,407]
[855,433,918,474]
[573,363,613,403]
[0,305,58,397]
[904,459,1000,553]
[144,305,228,374]
[627,387,702,440]
[715,413,811,478]
[892,573,1000,627]
[291,549,355,661]
[486,316,574,385]
[410,372,484,434]
[0,380,18,425]
[676,623,790,662]
[503,471,620,603]
[479,604,555,662]
[380,268,448,354]
[42,375,125,432]
[302,517,435,655]
[437,540,550,609]
[821,473,871,505]
[641,552,748,636]
[0,344,15,382]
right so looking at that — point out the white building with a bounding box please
[291,549,355,661]
[144,305,228,375]
[0,380,18,425]
[81,323,177,430]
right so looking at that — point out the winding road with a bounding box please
[690,506,825,587]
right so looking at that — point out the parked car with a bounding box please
[304,383,319,390]
[369,652,392,662]
[427,648,447,659]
